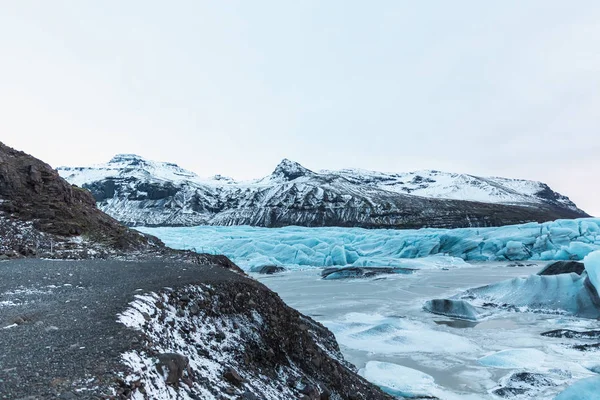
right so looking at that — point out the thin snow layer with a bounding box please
[583,250,600,294]
[554,376,600,400]
[138,218,600,269]
[323,312,479,356]
[359,361,438,399]
[478,349,547,369]
[458,273,600,318]
[116,286,334,400]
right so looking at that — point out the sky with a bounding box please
[1,1,599,216]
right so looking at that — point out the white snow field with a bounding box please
[139,223,600,399]
[138,218,600,269]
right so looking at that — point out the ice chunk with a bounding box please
[423,299,485,321]
[321,267,415,280]
[478,348,546,369]
[583,250,600,294]
[458,273,600,318]
[323,313,479,355]
[554,376,600,400]
[359,361,437,398]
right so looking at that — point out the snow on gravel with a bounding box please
[116,285,322,400]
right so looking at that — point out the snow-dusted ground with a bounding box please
[138,218,600,269]
[116,285,316,400]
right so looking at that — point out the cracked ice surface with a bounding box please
[138,218,600,270]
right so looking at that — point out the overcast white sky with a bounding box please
[1,1,598,216]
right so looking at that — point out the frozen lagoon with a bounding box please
[138,221,600,399]
[253,264,599,399]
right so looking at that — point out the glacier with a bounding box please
[554,376,600,400]
[138,218,600,270]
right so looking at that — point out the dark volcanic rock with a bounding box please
[250,265,286,274]
[223,366,244,386]
[492,372,557,398]
[537,261,585,276]
[541,329,600,339]
[156,353,190,385]
[0,142,156,253]
[321,266,415,280]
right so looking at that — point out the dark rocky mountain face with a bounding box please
[58,154,589,228]
[0,143,187,259]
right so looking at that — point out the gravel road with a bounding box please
[0,259,245,399]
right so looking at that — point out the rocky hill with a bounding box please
[0,141,391,399]
[58,154,588,228]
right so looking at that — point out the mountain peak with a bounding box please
[271,159,314,181]
[108,154,148,166]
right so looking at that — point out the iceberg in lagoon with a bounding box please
[456,250,600,318]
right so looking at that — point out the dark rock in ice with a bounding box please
[537,261,585,276]
[541,329,600,339]
[423,299,484,321]
[250,265,286,274]
[434,319,479,329]
[572,343,600,352]
[321,267,415,280]
[507,262,537,267]
[492,371,557,398]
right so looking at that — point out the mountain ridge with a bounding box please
[57,154,588,228]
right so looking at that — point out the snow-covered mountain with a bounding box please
[57,154,588,228]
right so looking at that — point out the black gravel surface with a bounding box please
[0,259,245,399]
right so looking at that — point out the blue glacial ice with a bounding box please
[457,272,600,318]
[137,218,600,270]
[359,361,437,398]
[583,250,600,296]
[478,348,547,369]
[554,376,600,400]
[455,250,600,318]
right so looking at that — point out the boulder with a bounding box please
[155,353,190,385]
[223,367,244,386]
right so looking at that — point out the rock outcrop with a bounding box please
[0,142,392,399]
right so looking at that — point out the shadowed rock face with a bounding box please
[0,142,149,250]
[538,261,585,276]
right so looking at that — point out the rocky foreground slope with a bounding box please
[0,142,390,399]
[58,154,588,229]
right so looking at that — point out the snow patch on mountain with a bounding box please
[58,155,587,228]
